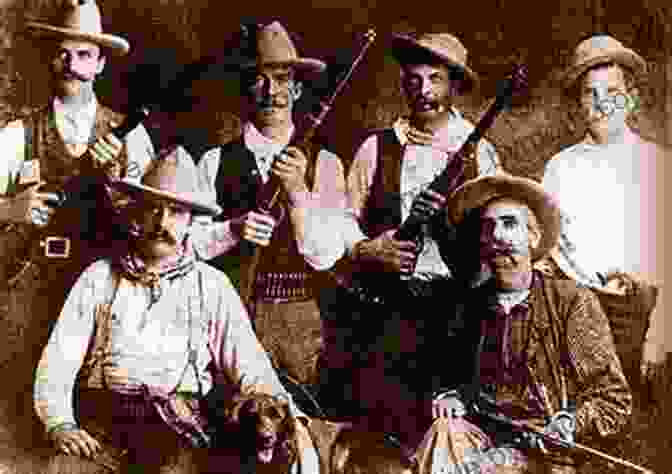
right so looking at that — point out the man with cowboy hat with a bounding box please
[33,146,316,473]
[329,30,500,446]
[412,173,631,474]
[197,21,347,397]
[0,0,154,455]
[541,34,668,392]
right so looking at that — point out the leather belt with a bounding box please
[254,271,313,301]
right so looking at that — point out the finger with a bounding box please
[249,213,277,227]
[67,439,83,457]
[102,132,123,149]
[245,220,275,235]
[248,236,272,247]
[59,443,71,456]
[394,241,418,252]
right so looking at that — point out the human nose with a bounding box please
[420,79,432,97]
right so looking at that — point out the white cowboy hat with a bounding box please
[562,35,646,88]
[26,0,130,56]
[390,32,479,93]
[447,173,561,262]
[239,21,326,78]
[113,146,221,216]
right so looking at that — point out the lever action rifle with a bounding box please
[471,403,655,474]
[348,64,529,305]
[7,107,149,287]
[239,28,376,304]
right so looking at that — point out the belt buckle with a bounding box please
[41,236,71,258]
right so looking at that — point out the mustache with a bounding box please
[60,70,89,82]
[257,97,289,109]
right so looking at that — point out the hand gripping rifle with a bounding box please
[396,64,528,278]
[469,401,655,474]
[7,107,149,286]
[347,65,528,305]
[239,29,376,304]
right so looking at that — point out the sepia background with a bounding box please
[0,0,670,472]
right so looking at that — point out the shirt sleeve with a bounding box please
[0,120,28,196]
[342,135,378,253]
[197,147,222,202]
[207,273,289,398]
[124,123,156,182]
[33,262,109,432]
[566,288,632,439]
[289,149,348,270]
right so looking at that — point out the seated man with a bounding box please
[415,174,632,474]
[33,147,316,473]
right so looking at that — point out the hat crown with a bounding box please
[52,0,104,36]
[573,34,625,65]
[415,32,468,66]
[254,21,301,65]
[142,147,208,203]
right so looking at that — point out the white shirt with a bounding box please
[197,122,347,271]
[0,100,155,195]
[53,97,97,145]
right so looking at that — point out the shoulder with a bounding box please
[75,259,116,291]
[543,144,586,179]
[199,146,222,166]
[540,275,601,316]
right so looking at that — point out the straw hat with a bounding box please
[447,174,561,261]
[390,32,478,93]
[26,0,130,56]
[240,21,326,78]
[113,146,221,216]
[562,34,646,88]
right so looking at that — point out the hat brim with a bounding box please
[447,174,561,261]
[26,21,130,56]
[240,57,326,79]
[390,34,478,93]
[562,49,646,89]
[112,178,222,217]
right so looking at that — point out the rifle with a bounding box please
[238,29,376,304]
[345,65,528,305]
[470,403,655,474]
[6,107,149,287]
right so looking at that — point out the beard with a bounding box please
[478,246,533,290]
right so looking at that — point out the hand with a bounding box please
[543,411,576,448]
[271,146,308,194]
[432,391,467,419]
[641,341,665,383]
[7,182,59,227]
[90,129,123,178]
[230,211,277,246]
[354,229,418,273]
[49,426,101,458]
[409,189,447,220]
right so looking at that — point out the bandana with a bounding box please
[116,236,196,305]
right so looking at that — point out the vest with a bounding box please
[2,104,130,291]
[211,138,320,300]
[361,128,479,239]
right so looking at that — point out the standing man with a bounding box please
[0,0,154,447]
[34,147,308,473]
[334,31,500,445]
[198,21,347,396]
[542,35,667,390]
[417,174,631,474]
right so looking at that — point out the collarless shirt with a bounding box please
[52,97,97,145]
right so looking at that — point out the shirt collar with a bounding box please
[243,121,294,157]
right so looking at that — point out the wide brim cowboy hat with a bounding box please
[26,0,130,56]
[447,173,561,261]
[390,32,479,93]
[239,21,326,79]
[113,146,222,217]
[562,34,646,89]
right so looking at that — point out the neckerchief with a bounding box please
[116,237,196,305]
